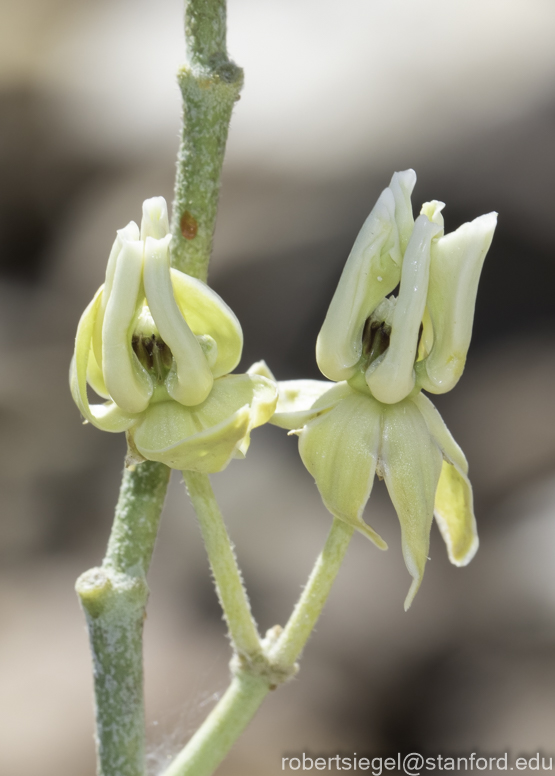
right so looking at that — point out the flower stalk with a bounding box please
[183,471,262,661]
[162,517,355,776]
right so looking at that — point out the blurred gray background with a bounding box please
[2,0,555,774]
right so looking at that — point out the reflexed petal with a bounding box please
[298,393,387,548]
[143,235,213,406]
[171,269,243,378]
[140,196,170,240]
[418,212,497,394]
[194,373,277,455]
[246,360,275,380]
[270,379,343,430]
[367,215,442,404]
[434,460,478,566]
[411,392,468,474]
[132,400,251,473]
[380,400,443,610]
[102,238,153,413]
[69,289,138,433]
[316,187,400,382]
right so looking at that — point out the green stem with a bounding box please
[268,518,354,668]
[163,518,354,776]
[183,471,262,660]
[76,461,171,776]
[170,0,243,281]
[162,672,271,776]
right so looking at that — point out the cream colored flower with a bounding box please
[70,197,277,472]
[269,170,496,608]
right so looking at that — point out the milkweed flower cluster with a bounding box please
[270,170,497,608]
[70,197,277,473]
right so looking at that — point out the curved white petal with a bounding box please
[366,215,442,404]
[141,196,170,240]
[102,239,153,414]
[316,187,400,382]
[92,221,140,368]
[143,235,213,406]
[419,212,497,394]
[170,269,243,378]
[389,169,417,253]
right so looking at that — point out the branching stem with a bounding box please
[162,518,354,776]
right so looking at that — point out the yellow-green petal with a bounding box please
[298,393,387,549]
[380,400,443,610]
[170,269,243,378]
[270,379,342,430]
[194,373,278,456]
[131,400,251,473]
[411,392,468,474]
[434,460,478,566]
[69,289,138,433]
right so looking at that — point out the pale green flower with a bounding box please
[269,170,496,608]
[70,197,277,472]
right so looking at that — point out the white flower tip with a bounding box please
[145,233,172,259]
[474,211,498,236]
[390,168,417,192]
[141,197,170,240]
[117,221,140,242]
[247,360,276,380]
[420,200,445,230]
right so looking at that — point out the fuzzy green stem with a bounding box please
[183,471,262,660]
[163,518,354,776]
[162,672,271,776]
[169,0,243,281]
[268,518,355,668]
[76,462,171,776]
